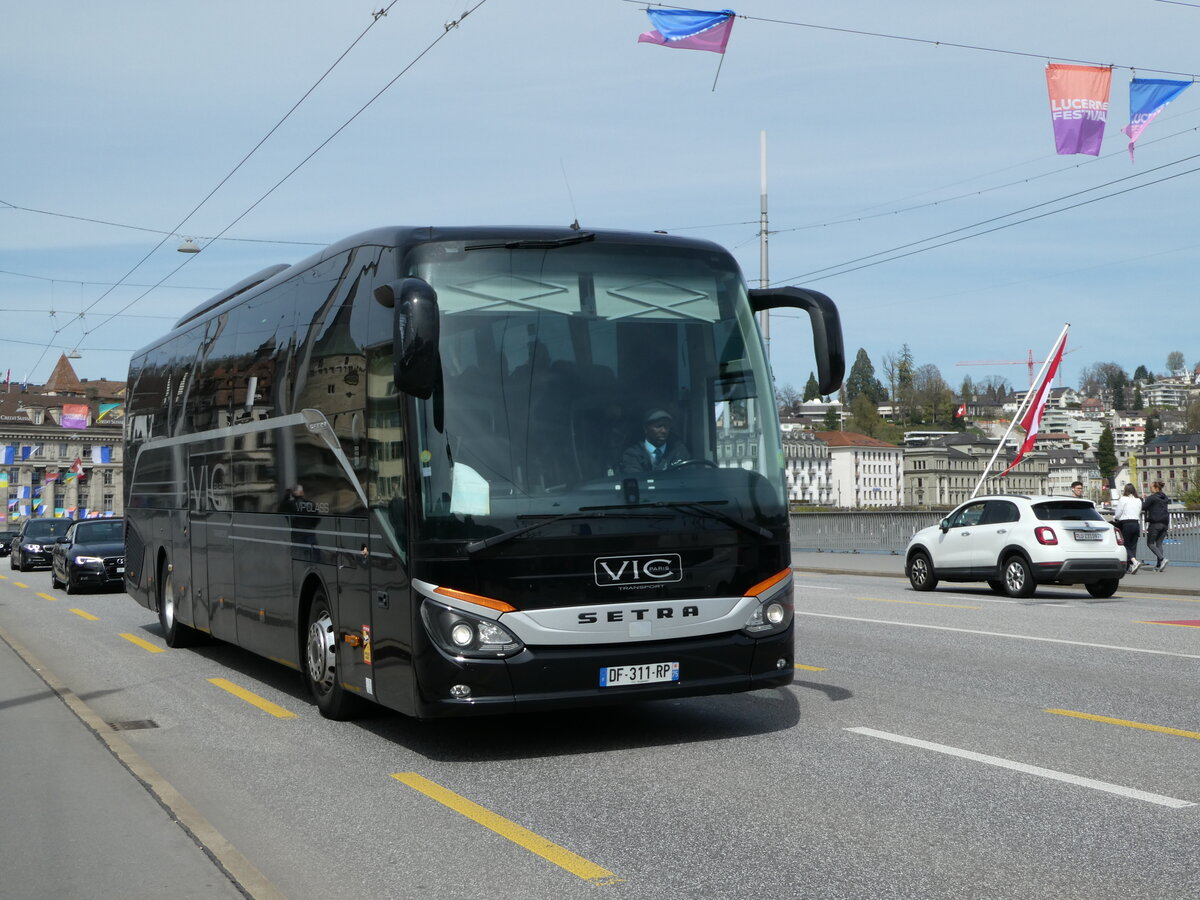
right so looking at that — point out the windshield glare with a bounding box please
[407,240,786,541]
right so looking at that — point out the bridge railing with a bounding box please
[789,510,1200,564]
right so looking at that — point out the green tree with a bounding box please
[1167,350,1186,375]
[1144,414,1157,443]
[847,393,885,438]
[822,405,840,431]
[845,348,886,405]
[959,375,975,404]
[1096,427,1118,486]
[1133,364,1150,382]
[1133,386,1144,410]
[802,371,821,402]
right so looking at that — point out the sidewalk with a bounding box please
[792,550,1199,597]
[0,626,257,900]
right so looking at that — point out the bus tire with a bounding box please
[305,589,362,720]
[158,556,200,648]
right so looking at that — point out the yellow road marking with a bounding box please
[862,596,978,610]
[70,608,99,621]
[1046,708,1200,741]
[37,592,58,602]
[794,663,827,671]
[208,678,297,718]
[119,632,165,654]
[391,773,622,885]
[1137,620,1200,628]
[13,581,29,589]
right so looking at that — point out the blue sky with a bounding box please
[4,1,1199,395]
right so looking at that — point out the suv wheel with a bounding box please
[1086,579,1119,599]
[907,551,939,591]
[1002,556,1036,598]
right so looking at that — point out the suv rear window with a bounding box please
[1032,500,1105,522]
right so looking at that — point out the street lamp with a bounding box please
[177,238,201,253]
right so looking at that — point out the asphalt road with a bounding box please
[1,565,1196,900]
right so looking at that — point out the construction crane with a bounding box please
[956,347,1079,388]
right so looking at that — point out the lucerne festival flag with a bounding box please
[1001,325,1069,476]
[638,8,735,54]
[1122,78,1191,161]
[1046,64,1113,156]
[61,403,89,429]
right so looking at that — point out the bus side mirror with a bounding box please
[374,278,440,399]
[748,286,845,396]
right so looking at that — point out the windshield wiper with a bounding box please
[465,509,670,554]
[641,500,773,539]
[465,233,596,251]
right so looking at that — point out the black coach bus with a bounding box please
[124,226,843,719]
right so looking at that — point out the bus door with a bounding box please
[332,517,374,699]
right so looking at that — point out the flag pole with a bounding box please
[970,322,1070,498]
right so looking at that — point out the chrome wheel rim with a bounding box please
[161,573,176,628]
[307,608,336,694]
[911,557,928,585]
[1004,561,1025,593]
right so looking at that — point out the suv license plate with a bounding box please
[599,662,679,688]
[1073,531,1103,541]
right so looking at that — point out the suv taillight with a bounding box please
[1113,526,1125,546]
[1035,526,1058,545]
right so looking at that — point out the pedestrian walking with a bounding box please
[1142,480,1171,572]
[1113,483,1143,573]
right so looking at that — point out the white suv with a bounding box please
[905,495,1127,598]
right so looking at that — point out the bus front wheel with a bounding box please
[158,557,199,648]
[305,590,362,720]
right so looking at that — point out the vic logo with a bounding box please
[594,553,682,587]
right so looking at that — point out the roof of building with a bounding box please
[814,431,899,449]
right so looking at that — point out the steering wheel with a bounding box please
[669,458,718,470]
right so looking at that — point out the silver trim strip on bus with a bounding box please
[412,579,759,646]
[133,408,368,510]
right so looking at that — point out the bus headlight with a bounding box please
[421,599,524,659]
[741,569,794,636]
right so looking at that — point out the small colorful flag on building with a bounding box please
[638,8,735,54]
[97,402,123,421]
[2,446,13,465]
[954,404,967,419]
[44,472,59,484]
[71,456,84,477]
[1046,64,1113,156]
[1122,78,1191,161]
[61,403,89,429]
[91,445,112,464]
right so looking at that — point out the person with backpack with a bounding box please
[1142,481,1171,572]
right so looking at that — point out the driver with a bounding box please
[621,409,690,473]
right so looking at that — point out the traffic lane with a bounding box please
[795,570,1200,658]
[789,580,1199,807]
[4,575,1196,899]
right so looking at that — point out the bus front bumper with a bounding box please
[412,627,795,718]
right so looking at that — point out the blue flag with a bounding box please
[1122,78,1191,161]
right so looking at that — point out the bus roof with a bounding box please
[141,226,732,359]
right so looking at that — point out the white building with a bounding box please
[782,431,833,505]
[815,431,903,508]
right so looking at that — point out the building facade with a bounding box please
[782,431,833,505]
[0,356,124,527]
[815,431,903,508]
[902,434,1049,509]
[1133,433,1200,497]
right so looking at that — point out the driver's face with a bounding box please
[645,420,670,446]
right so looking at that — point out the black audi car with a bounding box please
[10,519,71,571]
[0,530,17,557]
[51,518,125,593]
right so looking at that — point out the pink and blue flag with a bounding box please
[638,8,735,54]
[1122,78,1191,161]
[1046,64,1112,156]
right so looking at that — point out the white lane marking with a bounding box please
[846,726,1195,809]
[796,611,1200,659]
[800,585,842,592]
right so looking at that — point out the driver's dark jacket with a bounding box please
[620,441,691,473]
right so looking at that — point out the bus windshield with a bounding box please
[406,238,786,543]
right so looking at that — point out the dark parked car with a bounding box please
[10,519,71,571]
[0,530,17,557]
[51,518,126,594]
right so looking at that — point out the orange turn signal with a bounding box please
[434,586,517,613]
[745,568,792,598]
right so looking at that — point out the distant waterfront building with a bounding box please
[815,431,903,508]
[902,434,1048,508]
[1133,433,1200,497]
[782,431,832,506]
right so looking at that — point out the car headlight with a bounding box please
[22,543,39,553]
[73,555,105,565]
[420,599,524,659]
[741,569,794,636]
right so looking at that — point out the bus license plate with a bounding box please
[599,662,679,687]
[1073,531,1103,541]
